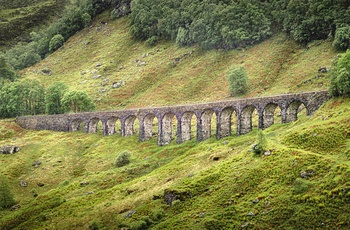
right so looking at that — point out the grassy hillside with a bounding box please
[0,0,68,49]
[1,11,349,230]
[22,13,336,111]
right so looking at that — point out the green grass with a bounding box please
[0,10,349,230]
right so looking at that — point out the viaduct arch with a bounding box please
[16,91,331,146]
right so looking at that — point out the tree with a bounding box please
[0,79,45,118]
[49,34,65,53]
[227,66,248,96]
[333,25,350,50]
[62,90,95,113]
[0,56,18,83]
[0,176,15,209]
[329,50,350,97]
[45,82,69,114]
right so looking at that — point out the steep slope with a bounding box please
[22,13,336,111]
[0,0,69,49]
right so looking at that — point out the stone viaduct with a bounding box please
[16,91,330,146]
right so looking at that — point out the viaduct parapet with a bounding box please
[16,91,331,146]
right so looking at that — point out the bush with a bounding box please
[115,151,131,167]
[145,36,158,46]
[227,66,248,96]
[61,90,95,113]
[252,130,267,155]
[49,34,65,53]
[333,25,350,51]
[329,50,350,97]
[0,176,16,209]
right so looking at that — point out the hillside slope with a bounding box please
[0,0,68,49]
[1,11,349,230]
[22,13,336,111]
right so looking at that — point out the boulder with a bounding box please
[0,145,20,154]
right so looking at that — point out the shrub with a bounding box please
[329,50,350,97]
[115,151,131,167]
[61,90,95,113]
[333,25,350,51]
[145,36,158,46]
[49,34,65,53]
[227,66,248,96]
[252,130,267,155]
[0,176,16,209]
[45,82,69,114]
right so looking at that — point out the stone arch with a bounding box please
[179,111,197,143]
[217,107,238,139]
[159,112,177,146]
[141,113,158,141]
[285,100,307,123]
[106,116,121,135]
[199,109,216,141]
[70,118,85,132]
[88,118,103,134]
[240,105,258,134]
[124,115,138,136]
[263,103,282,129]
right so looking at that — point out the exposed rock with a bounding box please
[32,161,41,167]
[41,68,52,76]
[112,80,125,89]
[92,74,102,79]
[80,181,89,186]
[37,182,45,187]
[0,145,20,154]
[247,212,255,216]
[96,63,102,67]
[86,191,94,195]
[318,67,328,73]
[99,88,108,93]
[141,53,149,58]
[300,170,316,178]
[136,60,146,66]
[20,181,28,187]
[10,204,21,211]
[125,210,136,218]
[264,150,271,156]
[252,198,259,204]
[81,70,90,75]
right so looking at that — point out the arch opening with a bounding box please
[263,103,282,129]
[106,117,121,136]
[159,113,178,146]
[71,118,85,132]
[142,114,159,141]
[88,118,103,134]
[180,111,197,143]
[240,105,258,134]
[218,107,237,138]
[200,109,216,141]
[125,115,139,136]
[285,101,307,123]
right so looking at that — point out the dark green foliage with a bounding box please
[0,56,18,83]
[62,90,96,113]
[333,25,350,50]
[49,34,65,53]
[252,130,267,155]
[329,50,350,97]
[130,0,271,49]
[227,66,248,96]
[0,176,16,209]
[45,82,69,114]
[115,151,131,167]
[0,79,45,118]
